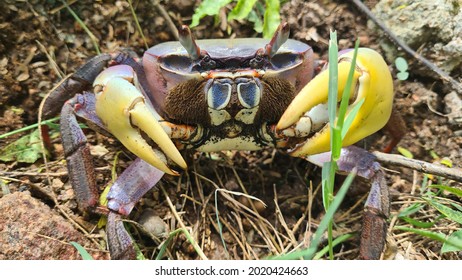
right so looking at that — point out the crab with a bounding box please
[42,23,394,260]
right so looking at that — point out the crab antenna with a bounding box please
[265,22,290,57]
[178,25,201,60]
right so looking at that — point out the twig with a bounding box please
[150,0,179,40]
[127,0,149,50]
[159,185,208,260]
[60,0,101,54]
[373,151,462,183]
[350,0,462,95]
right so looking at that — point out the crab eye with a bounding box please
[237,81,260,108]
[249,55,264,69]
[207,81,231,110]
[200,55,216,70]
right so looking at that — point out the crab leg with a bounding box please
[307,146,389,260]
[105,158,164,259]
[42,54,113,118]
[60,94,101,210]
[93,65,188,175]
[276,48,394,156]
[61,92,166,259]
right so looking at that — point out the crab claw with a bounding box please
[94,65,187,175]
[276,48,393,157]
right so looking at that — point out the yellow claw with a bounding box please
[95,77,187,175]
[276,48,394,157]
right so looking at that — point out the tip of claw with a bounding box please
[276,112,298,132]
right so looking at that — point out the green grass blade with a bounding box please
[337,40,360,130]
[60,0,100,54]
[428,185,462,198]
[313,232,355,259]
[127,0,149,50]
[399,216,437,228]
[341,98,364,140]
[70,242,94,260]
[441,230,462,253]
[0,117,60,140]
[271,170,355,260]
[426,199,462,224]
[327,31,338,142]
[397,203,424,217]
[395,226,462,251]
[156,228,183,260]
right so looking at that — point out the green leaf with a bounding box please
[0,129,45,163]
[426,199,462,224]
[270,170,355,260]
[395,57,408,72]
[395,226,446,242]
[247,9,263,33]
[70,242,94,260]
[327,31,338,145]
[262,0,280,38]
[337,40,360,128]
[442,230,462,253]
[397,146,414,159]
[399,216,436,228]
[321,161,336,210]
[440,158,453,168]
[397,203,424,217]
[451,203,462,212]
[397,226,462,252]
[313,233,355,259]
[428,185,462,198]
[190,0,232,27]
[228,0,257,21]
[397,71,409,81]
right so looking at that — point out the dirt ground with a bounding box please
[0,0,461,260]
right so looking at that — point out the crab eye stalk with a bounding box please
[178,25,201,60]
[249,55,264,69]
[199,55,216,70]
[265,22,290,57]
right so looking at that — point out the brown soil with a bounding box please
[0,0,461,260]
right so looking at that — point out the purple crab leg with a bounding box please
[106,158,164,216]
[307,145,389,260]
[61,92,165,259]
[43,54,112,118]
[105,158,164,259]
[60,93,101,210]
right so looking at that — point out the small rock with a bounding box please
[370,0,462,75]
[0,191,108,260]
[444,91,462,125]
[137,208,169,239]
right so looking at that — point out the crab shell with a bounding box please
[141,37,314,152]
